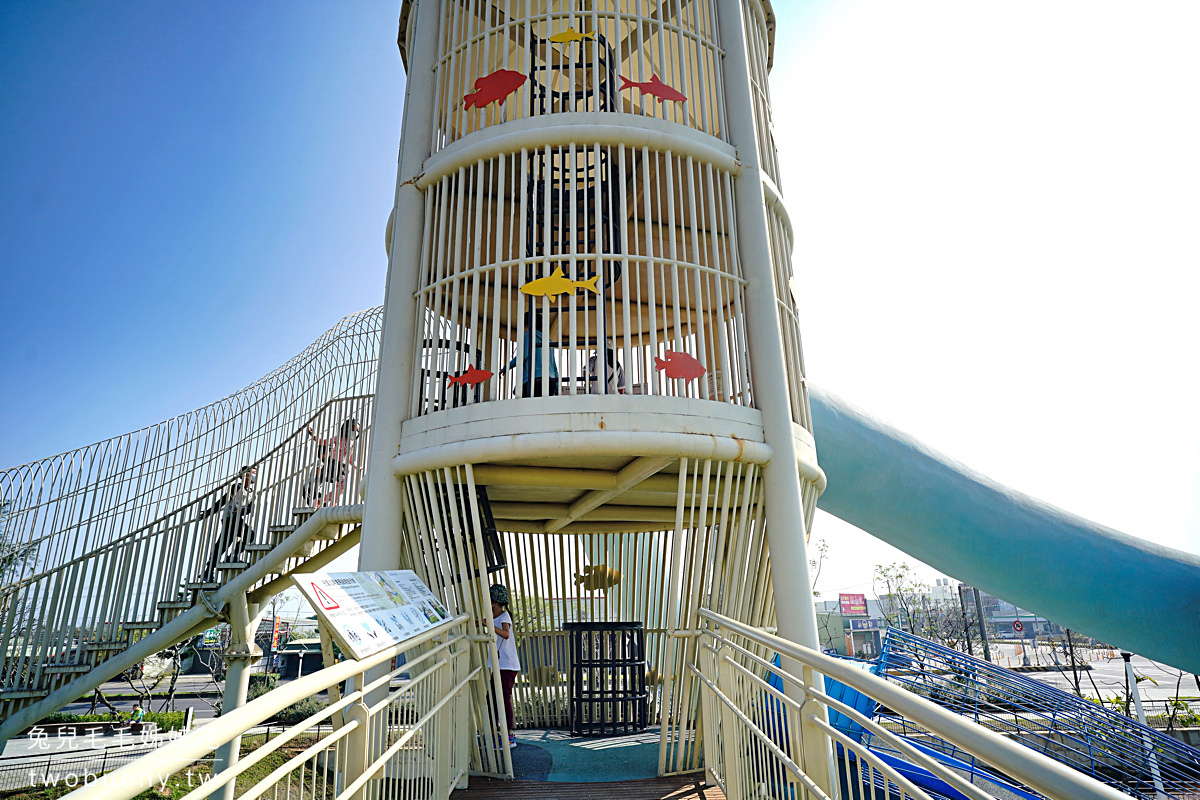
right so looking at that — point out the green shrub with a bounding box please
[273,697,327,726]
[248,673,278,701]
[36,710,187,731]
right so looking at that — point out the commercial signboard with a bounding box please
[849,618,884,631]
[202,628,220,648]
[839,593,867,616]
[293,570,451,660]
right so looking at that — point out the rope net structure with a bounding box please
[0,308,383,716]
[877,627,1200,800]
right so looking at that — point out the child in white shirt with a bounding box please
[490,584,521,746]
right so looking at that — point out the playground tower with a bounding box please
[361,0,827,778]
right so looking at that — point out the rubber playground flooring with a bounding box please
[511,728,662,783]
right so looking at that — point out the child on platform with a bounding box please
[490,584,521,746]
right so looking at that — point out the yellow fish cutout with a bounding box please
[575,564,621,591]
[548,28,596,43]
[519,267,599,298]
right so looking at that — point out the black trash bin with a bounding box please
[563,621,647,735]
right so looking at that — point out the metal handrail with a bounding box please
[64,614,471,800]
[698,607,1131,800]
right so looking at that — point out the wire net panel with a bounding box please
[0,309,382,715]
[430,0,727,153]
[412,145,754,414]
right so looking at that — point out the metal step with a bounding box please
[217,562,248,572]
[245,543,274,552]
[82,640,127,651]
[123,621,159,630]
[183,581,220,590]
[157,601,191,610]
[0,689,49,700]
[269,524,297,538]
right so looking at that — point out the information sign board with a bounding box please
[202,628,220,648]
[292,570,451,660]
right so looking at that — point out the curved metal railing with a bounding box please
[0,309,383,715]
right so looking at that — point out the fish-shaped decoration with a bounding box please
[575,564,621,591]
[463,69,527,109]
[548,27,596,43]
[654,350,706,381]
[447,366,493,387]
[619,74,687,103]
[519,267,599,298]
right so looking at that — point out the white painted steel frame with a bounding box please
[430,0,727,153]
[64,615,474,800]
[1,309,382,730]
[697,608,1132,800]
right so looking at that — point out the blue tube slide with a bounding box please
[809,387,1200,674]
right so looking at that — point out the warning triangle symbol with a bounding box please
[312,582,340,610]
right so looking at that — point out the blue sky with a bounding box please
[2,2,1197,595]
[1,2,403,466]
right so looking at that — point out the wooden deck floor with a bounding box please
[451,772,725,800]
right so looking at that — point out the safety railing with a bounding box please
[695,608,1131,800]
[412,146,755,415]
[64,615,476,800]
[431,1,727,153]
[1,309,382,718]
[0,308,381,592]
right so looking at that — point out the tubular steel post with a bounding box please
[958,583,976,657]
[716,647,745,800]
[973,587,993,662]
[713,0,834,793]
[210,594,261,800]
[434,655,453,800]
[1123,652,1168,799]
[359,0,444,572]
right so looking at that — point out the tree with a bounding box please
[808,539,828,597]
[873,562,971,649]
[873,563,925,636]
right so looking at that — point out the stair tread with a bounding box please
[157,601,190,609]
[183,582,220,590]
[245,544,274,551]
[217,561,249,569]
[269,524,297,533]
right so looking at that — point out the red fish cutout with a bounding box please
[654,350,705,381]
[447,366,493,387]
[620,75,687,103]
[463,70,527,109]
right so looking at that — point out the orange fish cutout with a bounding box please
[447,366,493,387]
[654,350,705,381]
[620,74,686,103]
[463,69,527,109]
